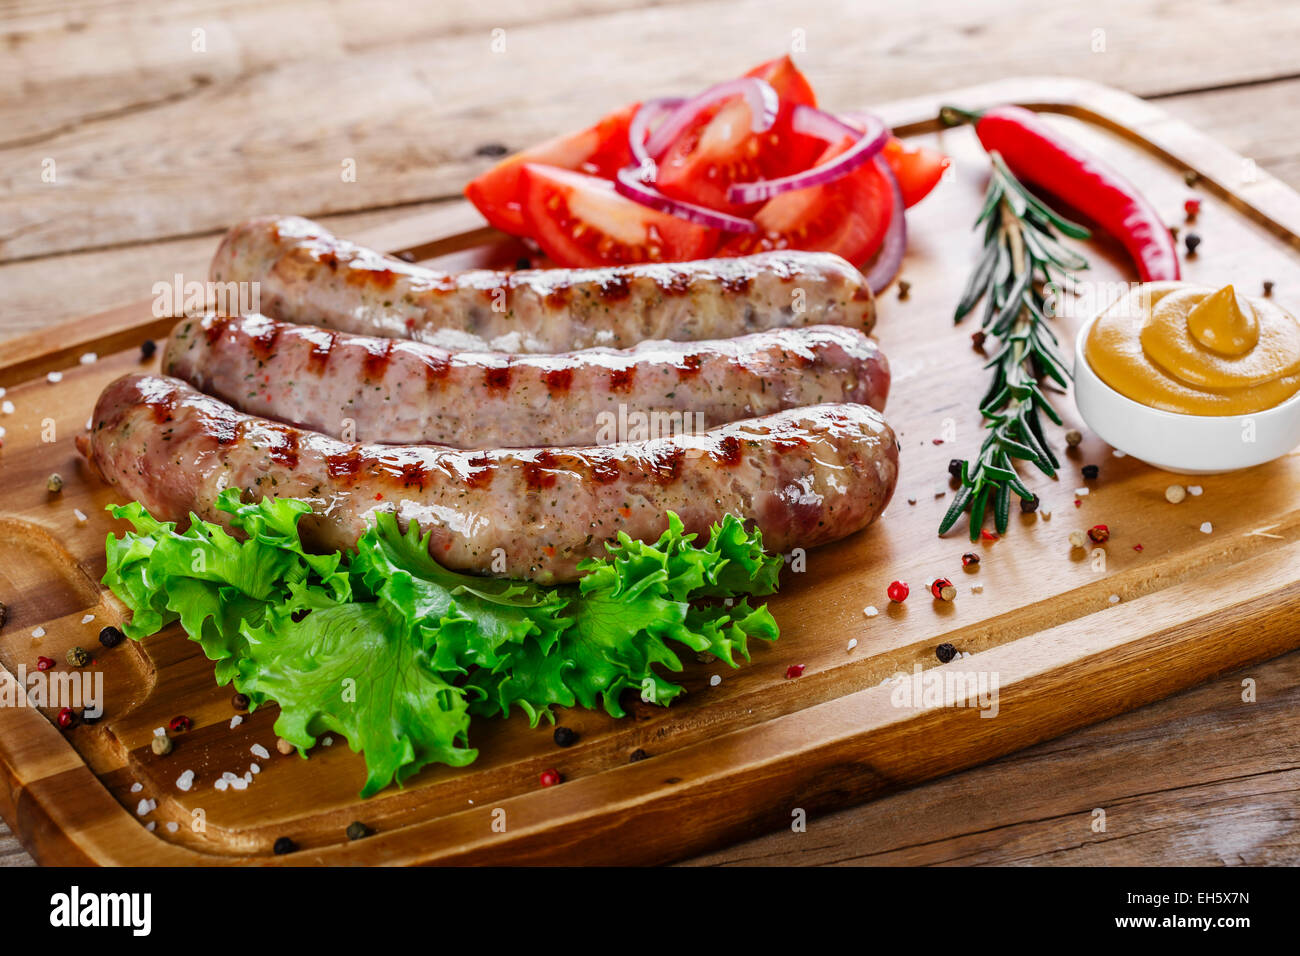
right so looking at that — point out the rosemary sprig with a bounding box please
[939,151,1091,541]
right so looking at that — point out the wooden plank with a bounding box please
[1,77,1299,865]
[683,652,1300,866]
[5,0,1300,260]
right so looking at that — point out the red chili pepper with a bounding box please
[785,664,806,679]
[941,105,1179,282]
[539,768,562,787]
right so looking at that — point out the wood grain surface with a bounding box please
[2,0,1299,866]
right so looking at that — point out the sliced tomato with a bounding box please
[654,55,823,216]
[881,137,950,208]
[718,137,894,266]
[465,102,640,235]
[519,164,718,267]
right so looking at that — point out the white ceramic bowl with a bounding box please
[1073,316,1300,474]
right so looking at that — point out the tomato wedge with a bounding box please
[881,137,950,208]
[718,137,893,266]
[519,164,718,267]
[655,56,823,217]
[465,103,640,235]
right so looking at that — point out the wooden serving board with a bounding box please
[1,77,1298,866]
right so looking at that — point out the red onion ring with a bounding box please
[642,78,779,161]
[864,155,907,293]
[628,97,685,181]
[726,106,888,205]
[614,165,757,232]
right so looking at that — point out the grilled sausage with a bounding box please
[209,215,876,352]
[162,313,891,449]
[87,374,899,583]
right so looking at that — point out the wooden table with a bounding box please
[2,0,1297,867]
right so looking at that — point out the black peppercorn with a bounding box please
[515,256,532,270]
[1020,493,1040,513]
[971,330,986,350]
[948,459,964,480]
[1082,464,1099,480]
[629,748,650,763]
[273,836,297,855]
[1184,232,1201,255]
[1263,280,1275,297]
[936,643,957,663]
[231,692,250,711]
[346,821,371,841]
[140,339,157,360]
[98,625,124,648]
[475,142,509,157]
[553,726,578,748]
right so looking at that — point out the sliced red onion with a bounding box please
[642,78,779,160]
[726,106,888,205]
[614,165,757,232]
[864,156,907,293]
[628,97,684,182]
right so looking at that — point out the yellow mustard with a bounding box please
[1085,282,1300,415]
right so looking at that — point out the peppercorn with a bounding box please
[887,580,910,603]
[1183,170,1199,187]
[36,656,55,671]
[276,737,295,755]
[475,142,509,157]
[98,625,124,648]
[515,256,532,270]
[1020,493,1040,513]
[151,735,173,756]
[272,836,297,855]
[628,749,650,764]
[935,643,957,664]
[1088,524,1110,544]
[66,646,90,668]
[1263,280,1274,297]
[1184,232,1201,255]
[57,707,76,729]
[346,821,371,841]
[1165,484,1187,504]
[46,473,64,494]
[961,552,980,569]
[785,663,806,679]
[947,459,963,481]
[1068,530,1087,549]
[553,726,578,748]
[897,279,911,301]
[1184,197,1201,219]
[168,714,192,733]
[231,692,250,711]
[1064,429,1083,448]
[139,339,157,360]
[930,578,956,601]
[539,768,562,787]
[971,329,986,350]
[1082,464,1099,480]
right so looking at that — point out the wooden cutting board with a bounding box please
[1,77,1297,866]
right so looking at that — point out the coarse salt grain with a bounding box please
[1,401,12,414]
[153,727,166,737]
[709,674,722,687]
[85,417,93,431]
[130,782,143,793]
[222,771,237,781]
[166,822,179,833]
[250,763,260,774]
[146,821,156,832]
[214,779,229,792]
[229,715,243,729]
[1113,449,1126,458]
[243,771,252,782]
[176,770,194,792]
[135,798,155,817]
[0,387,5,398]
[31,626,45,639]
[47,371,62,383]
[322,736,334,747]
[863,605,878,618]
[250,743,270,760]
[1074,487,1090,496]
[80,614,94,624]
[847,638,858,652]
[1108,594,1120,604]
[1200,521,1213,534]
[79,352,98,365]
[230,777,248,791]
[74,509,87,523]
[1189,485,1203,496]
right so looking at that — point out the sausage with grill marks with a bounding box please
[209,215,876,353]
[85,374,899,583]
[162,313,891,448]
